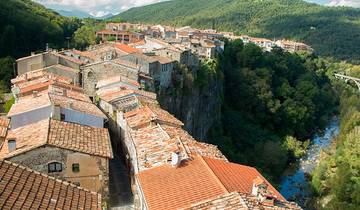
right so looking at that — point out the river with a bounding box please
[280,119,340,208]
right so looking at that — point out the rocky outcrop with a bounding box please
[158,63,223,141]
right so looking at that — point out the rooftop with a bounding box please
[0,119,112,159]
[137,156,293,210]
[8,93,52,117]
[137,157,227,210]
[115,43,141,54]
[0,117,10,138]
[0,160,101,209]
[96,75,140,90]
[49,93,107,118]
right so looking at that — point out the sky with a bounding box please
[34,0,360,17]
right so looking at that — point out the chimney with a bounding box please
[8,139,16,152]
[32,91,39,98]
[24,73,28,81]
[170,151,181,168]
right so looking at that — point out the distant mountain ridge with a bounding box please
[114,0,360,61]
[56,9,114,19]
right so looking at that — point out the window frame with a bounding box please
[72,163,80,173]
[48,162,62,173]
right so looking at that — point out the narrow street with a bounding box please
[108,153,134,209]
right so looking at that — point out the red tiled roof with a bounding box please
[48,120,113,158]
[115,43,140,54]
[0,118,10,138]
[203,157,286,202]
[0,119,112,159]
[0,160,101,210]
[137,156,290,210]
[137,157,228,210]
[49,93,107,118]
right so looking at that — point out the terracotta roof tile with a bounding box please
[0,117,10,138]
[115,43,141,54]
[0,119,112,159]
[0,160,101,210]
[184,192,301,210]
[161,125,226,160]
[48,119,113,158]
[0,119,50,159]
[137,157,228,210]
[7,93,52,117]
[49,93,106,118]
[96,75,140,90]
[203,157,286,202]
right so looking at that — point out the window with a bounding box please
[60,113,65,121]
[72,163,80,173]
[8,139,16,152]
[48,162,62,173]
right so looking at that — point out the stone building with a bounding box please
[82,59,140,98]
[96,30,145,44]
[16,51,83,76]
[8,81,107,129]
[0,160,102,209]
[0,119,113,199]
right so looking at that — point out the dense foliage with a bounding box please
[115,0,360,62]
[73,19,104,50]
[0,0,83,90]
[0,0,82,58]
[311,82,360,209]
[208,40,337,183]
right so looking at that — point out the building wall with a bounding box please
[45,66,80,85]
[10,105,52,129]
[8,146,110,198]
[43,53,60,67]
[60,107,104,128]
[58,57,81,70]
[83,62,139,97]
[159,62,173,88]
[17,54,43,75]
[121,54,151,75]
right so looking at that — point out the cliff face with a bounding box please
[159,63,223,141]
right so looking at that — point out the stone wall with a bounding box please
[82,61,139,97]
[8,146,110,200]
[17,54,43,75]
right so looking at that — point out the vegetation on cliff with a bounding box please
[115,0,360,62]
[208,39,337,183]
[311,82,360,209]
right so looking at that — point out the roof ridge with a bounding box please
[2,160,100,195]
[198,155,229,194]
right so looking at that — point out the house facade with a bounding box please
[0,119,113,199]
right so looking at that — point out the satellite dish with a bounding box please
[171,152,180,167]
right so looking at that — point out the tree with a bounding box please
[0,25,17,57]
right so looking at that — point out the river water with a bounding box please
[280,119,340,208]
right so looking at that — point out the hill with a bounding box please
[114,0,360,62]
[0,0,81,91]
[0,0,81,59]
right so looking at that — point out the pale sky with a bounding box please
[34,0,360,17]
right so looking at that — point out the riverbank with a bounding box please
[280,118,340,208]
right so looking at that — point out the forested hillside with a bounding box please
[204,40,338,183]
[115,0,360,62]
[0,0,82,91]
[311,84,360,209]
